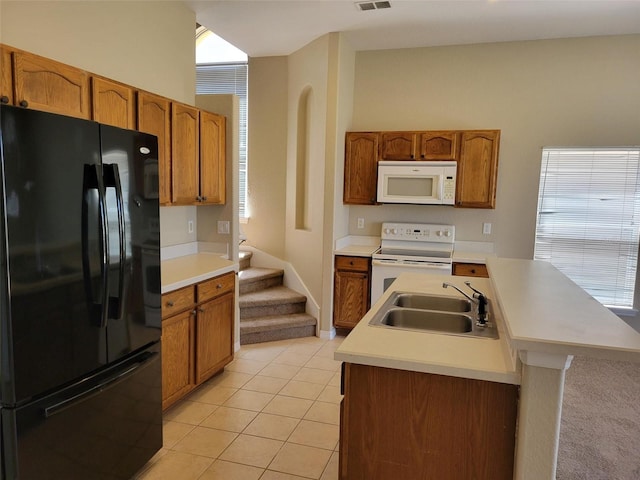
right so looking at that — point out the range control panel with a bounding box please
[380,222,455,243]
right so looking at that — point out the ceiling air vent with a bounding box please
[355,1,391,12]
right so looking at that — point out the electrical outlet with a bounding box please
[217,220,230,235]
[483,223,492,235]
[357,217,365,229]
[188,220,194,234]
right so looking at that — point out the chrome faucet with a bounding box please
[442,281,489,326]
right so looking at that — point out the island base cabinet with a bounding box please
[339,363,518,480]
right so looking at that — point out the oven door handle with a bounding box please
[372,259,452,270]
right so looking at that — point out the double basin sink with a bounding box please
[369,291,499,339]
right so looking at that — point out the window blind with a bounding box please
[196,63,248,219]
[534,147,640,309]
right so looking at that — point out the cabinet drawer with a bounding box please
[335,256,370,272]
[162,286,195,318]
[197,271,235,303]
[452,262,489,278]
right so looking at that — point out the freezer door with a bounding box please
[1,345,162,480]
[0,106,108,404]
[99,125,161,362]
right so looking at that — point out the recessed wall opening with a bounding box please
[295,86,313,231]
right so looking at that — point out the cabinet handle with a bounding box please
[349,261,354,265]
[202,196,207,201]
[166,300,175,307]
[471,269,476,274]
[19,100,28,108]
[198,307,205,313]
[196,195,202,202]
[421,154,425,159]
[0,96,9,104]
[216,284,223,289]
[410,154,414,159]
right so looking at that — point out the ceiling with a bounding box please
[186,0,640,58]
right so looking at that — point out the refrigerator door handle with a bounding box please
[81,164,110,327]
[43,351,158,418]
[103,163,126,320]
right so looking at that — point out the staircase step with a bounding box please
[238,267,284,294]
[239,250,253,271]
[240,286,307,319]
[240,313,317,345]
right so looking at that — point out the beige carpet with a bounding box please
[557,355,640,479]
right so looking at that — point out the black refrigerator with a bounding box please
[0,105,162,479]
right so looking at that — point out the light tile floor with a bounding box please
[136,335,345,480]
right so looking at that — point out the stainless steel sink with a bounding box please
[379,308,473,333]
[392,293,471,312]
[368,291,499,339]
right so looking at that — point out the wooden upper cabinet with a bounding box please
[199,111,226,205]
[91,76,135,129]
[419,131,459,161]
[456,130,500,208]
[344,132,379,205]
[138,91,172,205]
[12,51,90,119]
[171,103,200,204]
[1,46,13,105]
[380,131,417,160]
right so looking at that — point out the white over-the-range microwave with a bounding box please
[377,160,457,205]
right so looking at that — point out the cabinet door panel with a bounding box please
[380,132,417,160]
[456,130,500,208]
[200,111,226,204]
[138,91,171,205]
[162,310,194,410]
[195,292,234,384]
[171,103,199,204]
[344,132,379,205]
[13,52,90,119]
[419,131,459,160]
[91,76,135,129]
[1,46,13,105]
[334,270,369,329]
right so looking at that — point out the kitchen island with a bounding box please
[335,257,640,480]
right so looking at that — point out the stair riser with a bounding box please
[239,257,251,271]
[239,275,283,295]
[241,301,306,319]
[240,325,316,345]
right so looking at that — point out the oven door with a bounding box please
[371,259,452,306]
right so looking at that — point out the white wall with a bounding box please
[245,56,289,258]
[349,35,640,260]
[0,1,195,104]
[285,35,331,319]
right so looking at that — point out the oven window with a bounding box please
[388,177,433,197]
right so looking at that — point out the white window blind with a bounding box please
[534,147,640,309]
[196,63,248,219]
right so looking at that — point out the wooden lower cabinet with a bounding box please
[333,256,371,329]
[195,291,234,384]
[161,271,235,410]
[339,363,518,480]
[161,309,194,409]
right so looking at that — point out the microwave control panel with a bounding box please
[443,176,456,202]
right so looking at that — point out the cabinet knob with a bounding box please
[196,195,202,202]
[198,307,205,313]
[216,284,223,289]
[349,261,354,265]
[19,100,28,108]
[202,196,207,201]
[166,300,175,307]
[471,269,476,274]
[0,96,9,104]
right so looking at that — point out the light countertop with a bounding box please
[334,273,521,385]
[334,235,380,257]
[161,253,237,293]
[488,257,640,361]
